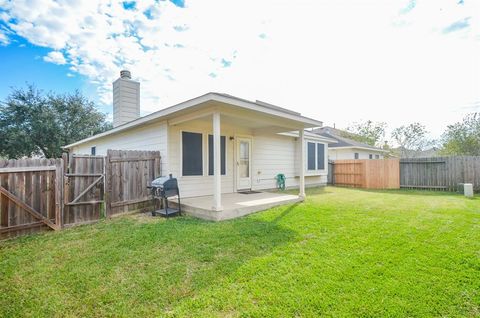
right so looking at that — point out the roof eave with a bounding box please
[63,92,323,149]
[329,146,389,153]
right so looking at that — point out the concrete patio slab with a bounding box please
[169,192,303,221]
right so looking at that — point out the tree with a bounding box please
[391,123,433,158]
[0,85,112,159]
[440,113,480,156]
[345,120,387,147]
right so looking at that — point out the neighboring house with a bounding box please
[64,71,335,210]
[312,126,388,160]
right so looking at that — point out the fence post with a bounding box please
[105,150,112,218]
[55,156,65,229]
[154,151,161,178]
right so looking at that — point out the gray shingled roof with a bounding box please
[312,126,386,151]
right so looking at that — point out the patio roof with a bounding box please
[64,92,324,149]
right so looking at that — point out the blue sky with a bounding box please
[0,0,479,138]
[0,35,106,108]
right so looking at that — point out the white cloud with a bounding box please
[0,30,8,45]
[43,50,66,64]
[0,0,479,140]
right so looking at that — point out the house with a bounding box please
[64,71,335,219]
[312,126,388,160]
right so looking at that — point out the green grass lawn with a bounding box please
[1,187,479,317]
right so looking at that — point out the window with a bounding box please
[317,143,325,170]
[307,142,316,170]
[208,135,226,175]
[354,153,359,159]
[182,132,203,176]
[369,154,373,159]
[91,146,96,156]
[306,141,326,171]
[375,154,380,159]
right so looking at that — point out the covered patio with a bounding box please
[166,94,325,211]
[169,191,303,221]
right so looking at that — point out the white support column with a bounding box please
[299,129,306,198]
[212,112,223,211]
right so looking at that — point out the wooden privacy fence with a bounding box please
[1,150,161,239]
[400,156,480,191]
[331,159,400,189]
[106,150,161,216]
[63,154,105,227]
[0,159,63,239]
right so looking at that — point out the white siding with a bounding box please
[71,121,168,173]
[71,117,328,199]
[167,121,327,198]
[167,120,250,198]
[329,148,384,160]
[252,134,327,191]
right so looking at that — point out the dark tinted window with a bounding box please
[317,143,325,170]
[182,132,203,176]
[307,142,316,170]
[208,135,226,175]
[91,147,96,155]
[354,153,359,159]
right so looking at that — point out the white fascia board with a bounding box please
[63,93,212,149]
[279,131,338,144]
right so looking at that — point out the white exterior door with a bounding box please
[236,137,252,190]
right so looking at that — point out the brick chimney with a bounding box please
[112,70,140,127]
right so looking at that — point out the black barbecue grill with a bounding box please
[148,174,181,217]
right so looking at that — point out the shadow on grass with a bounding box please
[272,202,301,224]
[0,204,299,316]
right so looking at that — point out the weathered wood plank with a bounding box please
[0,166,56,173]
[69,175,104,204]
[0,186,58,230]
[66,200,104,206]
[0,221,48,234]
[111,197,151,208]
[109,156,158,163]
[399,156,480,191]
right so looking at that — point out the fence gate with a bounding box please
[63,154,105,226]
[0,159,63,239]
[105,150,161,217]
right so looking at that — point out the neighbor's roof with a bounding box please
[312,126,388,152]
[64,92,324,149]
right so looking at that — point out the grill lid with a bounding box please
[151,176,170,187]
[151,174,177,188]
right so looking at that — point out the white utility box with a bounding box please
[463,183,474,198]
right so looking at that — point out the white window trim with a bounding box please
[206,134,228,177]
[305,140,327,176]
[180,130,229,178]
[180,130,206,178]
